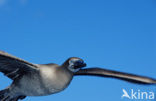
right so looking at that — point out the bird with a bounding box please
[0,51,155,101]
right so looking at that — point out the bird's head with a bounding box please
[63,57,87,72]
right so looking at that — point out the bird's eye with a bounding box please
[76,60,83,64]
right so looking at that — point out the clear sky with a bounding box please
[0,0,156,101]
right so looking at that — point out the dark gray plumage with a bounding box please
[75,68,156,84]
[0,51,155,101]
[0,51,38,80]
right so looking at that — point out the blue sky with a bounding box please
[0,0,156,101]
